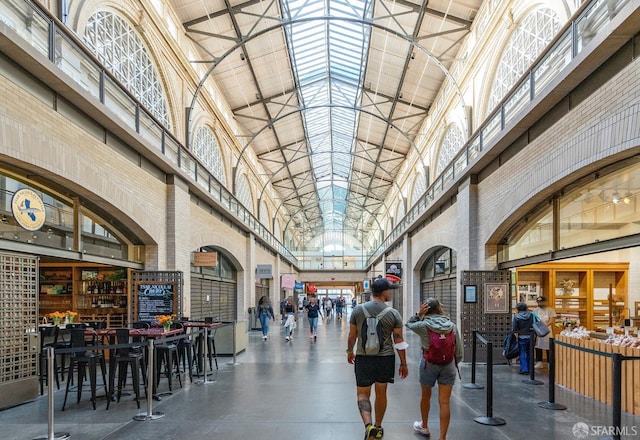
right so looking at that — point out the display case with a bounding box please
[515,262,629,332]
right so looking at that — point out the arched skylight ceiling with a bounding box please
[173,0,482,254]
[285,0,368,237]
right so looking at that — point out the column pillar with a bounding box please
[166,175,191,315]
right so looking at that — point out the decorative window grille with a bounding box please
[193,126,226,185]
[411,171,427,207]
[236,174,253,213]
[0,253,38,385]
[436,125,464,174]
[488,8,561,113]
[84,10,171,130]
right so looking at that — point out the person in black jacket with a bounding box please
[512,302,534,374]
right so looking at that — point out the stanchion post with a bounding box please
[538,338,567,410]
[133,339,164,421]
[607,353,623,440]
[34,347,70,440]
[463,330,483,390]
[473,340,506,426]
[523,335,543,385]
[486,342,494,417]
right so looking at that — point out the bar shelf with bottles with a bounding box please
[76,279,127,310]
[38,264,129,326]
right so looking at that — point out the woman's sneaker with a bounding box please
[413,421,430,437]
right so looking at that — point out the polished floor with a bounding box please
[2,310,639,440]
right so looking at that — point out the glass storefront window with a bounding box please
[500,160,640,263]
[0,172,137,262]
[559,164,640,248]
[502,205,553,261]
[421,247,456,278]
[80,209,128,260]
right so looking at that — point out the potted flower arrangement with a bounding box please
[48,311,66,326]
[157,315,174,332]
[65,310,78,324]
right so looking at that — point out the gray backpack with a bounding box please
[361,305,393,355]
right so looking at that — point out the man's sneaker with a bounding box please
[413,421,430,437]
[285,336,290,341]
[364,424,381,440]
[374,425,384,439]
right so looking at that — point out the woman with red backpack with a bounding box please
[405,298,462,439]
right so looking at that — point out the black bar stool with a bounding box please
[62,328,108,411]
[107,328,147,409]
[39,326,61,395]
[155,323,183,391]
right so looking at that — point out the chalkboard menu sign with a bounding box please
[135,282,176,323]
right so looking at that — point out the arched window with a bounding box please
[236,174,253,214]
[259,202,269,232]
[193,126,226,184]
[411,170,427,207]
[488,8,561,113]
[395,197,405,223]
[84,10,171,129]
[436,125,463,175]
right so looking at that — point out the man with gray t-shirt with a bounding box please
[347,278,408,440]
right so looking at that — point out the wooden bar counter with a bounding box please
[555,335,640,415]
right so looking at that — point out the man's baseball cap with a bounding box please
[371,278,399,293]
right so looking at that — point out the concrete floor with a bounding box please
[1,310,639,440]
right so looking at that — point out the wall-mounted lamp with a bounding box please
[240,52,245,61]
[410,52,415,60]
[612,191,621,204]
[623,191,632,204]
[1,214,7,223]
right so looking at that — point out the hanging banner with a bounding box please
[294,282,304,291]
[385,263,402,283]
[363,279,370,290]
[281,274,296,289]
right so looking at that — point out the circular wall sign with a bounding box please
[11,188,46,231]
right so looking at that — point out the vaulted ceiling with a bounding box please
[169,0,482,251]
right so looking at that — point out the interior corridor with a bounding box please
[1,309,639,439]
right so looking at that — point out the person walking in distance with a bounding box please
[304,296,322,340]
[347,278,408,439]
[283,296,297,341]
[405,298,463,439]
[256,295,275,340]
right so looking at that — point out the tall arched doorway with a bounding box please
[190,247,239,321]
[420,247,457,318]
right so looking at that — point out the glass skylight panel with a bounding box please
[283,0,371,239]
